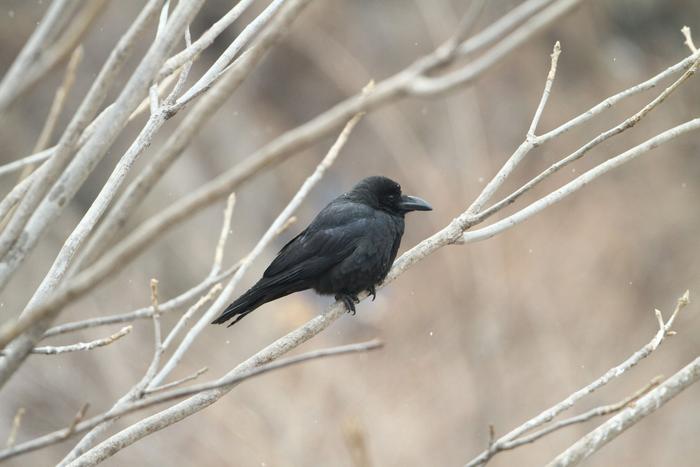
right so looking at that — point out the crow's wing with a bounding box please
[263,201,371,281]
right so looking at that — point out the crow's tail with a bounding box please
[211,276,302,327]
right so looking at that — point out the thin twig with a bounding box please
[43,264,240,338]
[161,284,223,351]
[176,0,289,106]
[0,152,54,179]
[158,0,258,80]
[143,279,164,393]
[21,326,132,355]
[5,408,25,448]
[0,171,37,230]
[144,367,208,395]
[528,41,561,137]
[66,404,90,438]
[210,193,236,277]
[465,40,562,216]
[275,216,298,236]
[32,46,84,156]
[682,26,698,53]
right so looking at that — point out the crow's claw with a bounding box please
[337,294,358,315]
[368,286,376,301]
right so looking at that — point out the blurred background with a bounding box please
[0,0,699,465]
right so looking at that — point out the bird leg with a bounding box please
[336,294,359,315]
[367,286,376,301]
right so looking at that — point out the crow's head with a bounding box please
[350,176,432,216]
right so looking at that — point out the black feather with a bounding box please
[211,176,432,327]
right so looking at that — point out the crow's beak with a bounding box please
[399,195,432,212]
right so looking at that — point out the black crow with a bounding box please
[211,176,432,327]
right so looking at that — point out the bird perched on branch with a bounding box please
[212,176,432,327]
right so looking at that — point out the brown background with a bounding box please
[0,0,699,465]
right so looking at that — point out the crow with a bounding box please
[211,176,432,327]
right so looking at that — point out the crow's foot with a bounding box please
[367,286,376,301]
[336,294,359,315]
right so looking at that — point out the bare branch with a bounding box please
[547,356,700,466]
[32,45,84,155]
[469,54,700,225]
[69,0,315,275]
[0,340,383,463]
[0,171,38,229]
[56,279,163,464]
[406,0,583,95]
[5,407,25,448]
[144,367,208,395]
[158,0,258,79]
[210,193,236,277]
[43,263,239,338]
[528,41,561,136]
[0,0,205,293]
[492,376,663,454]
[0,0,205,391]
[176,0,289,105]
[66,404,90,439]
[459,119,700,245]
[0,0,162,272]
[4,6,698,464]
[464,292,690,467]
[0,152,54,179]
[143,279,164,393]
[682,25,698,53]
[275,216,298,236]
[465,39,562,216]
[15,1,106,112]
[5,11,699,456]
[456,0,556,57]
[0,0,81,112]
[0,0,159,274]
[20,326,132,355]
[161,284,223,352]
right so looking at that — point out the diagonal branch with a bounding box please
[0,339,382,463]
[464,291,690,467]
[20,326,132,355]
[546,355,700,467]
[489,376,663,456]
